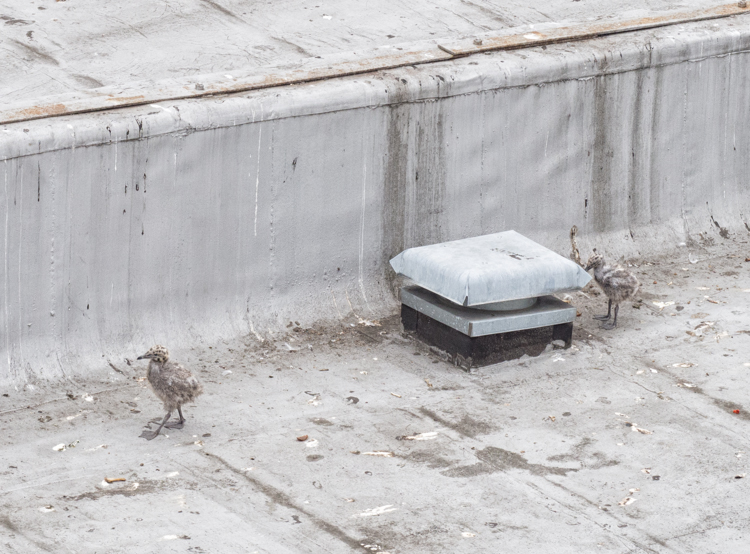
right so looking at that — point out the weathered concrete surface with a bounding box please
[1,16,750,385]
[0,0,726,104]
[0,243,748,552]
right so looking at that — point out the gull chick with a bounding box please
[585,250,640,330]
[137,345,203,440]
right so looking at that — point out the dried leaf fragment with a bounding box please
[297,435,309,441]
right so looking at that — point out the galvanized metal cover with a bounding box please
[400,286,576,337]
[390,231,591,307]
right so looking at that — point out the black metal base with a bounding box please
[401,304,573,371]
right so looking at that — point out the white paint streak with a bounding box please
[3,162,9,376]
[253,125,262,237]
[358,158,370,311]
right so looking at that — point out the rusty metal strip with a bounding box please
[0,48,452,126]
[438,3,750,56]
[1,3,749,126]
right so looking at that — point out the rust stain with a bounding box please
[15,103,68,117]
[105,95,146,103]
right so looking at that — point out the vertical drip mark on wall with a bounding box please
[17,161,24,367]
[359,158,371,312]
[3,161,10,377]
[254,125,263,237]
[723,53,732,202]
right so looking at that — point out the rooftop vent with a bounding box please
[390,231,591,369]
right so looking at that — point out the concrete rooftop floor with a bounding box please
[1,240,749,553]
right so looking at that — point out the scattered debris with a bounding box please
[307,394,321,406]
[306,439,319,448]
[641,468,651,474]
[104,477,125,484]
[346,396,359,404]
[397,432,438,441]
[733,410,740,415]
[424,378,433,388]
[672,362,696,368]
[362,451,394,457]
[319,368,329,372]
[53,440,79,451]
[283,343,300,352]
[545,415,557,422]
[297,435,309,441]
[390,393,402,398]
[632,426,653,435]
[461,532,476,538]
[735,474,746,480]
[221,370,232,376]
[38,506,55,513]
[357,317,381,327]
[618,497,637,506]
[351,505,398,518]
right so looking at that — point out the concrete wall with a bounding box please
[1,20,749,385]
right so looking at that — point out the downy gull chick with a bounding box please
[585,250,640,330]
[137,345,203,440]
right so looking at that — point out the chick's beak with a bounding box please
[137,353,151,360]
[584,264,593,271]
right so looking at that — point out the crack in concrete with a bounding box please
[201,450,372,552]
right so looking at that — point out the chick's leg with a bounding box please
[601,305,619,330]
[593,299,612,320]
[141,411,171,440]
[165,406,185,429]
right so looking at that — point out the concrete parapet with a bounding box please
[1,18,749,384]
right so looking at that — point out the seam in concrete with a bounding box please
[3,41,750,163]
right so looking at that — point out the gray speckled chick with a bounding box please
[585,251,640,330]
[137,345,203,440]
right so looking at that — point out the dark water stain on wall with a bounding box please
[410,100,446,247]
[649,68,665,224]
[589,75,615,233]
[382,102,409,289]
[628,69,648,229]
